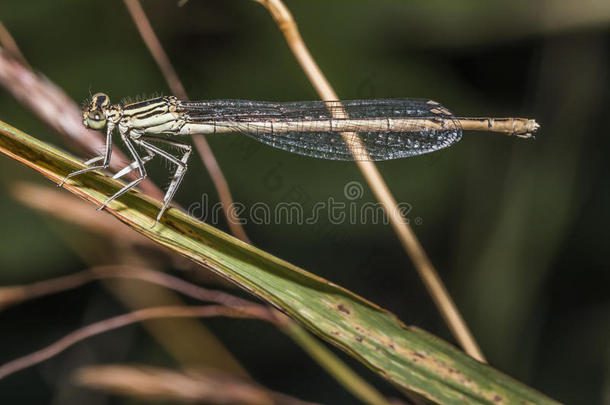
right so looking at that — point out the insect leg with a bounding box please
[111,151,154,180]
[134,136,191,223]
[59,123,114,187]
[97,131,147,211]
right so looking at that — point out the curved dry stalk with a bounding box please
[123,0,251,243]
[0,265,265,312]
[0,305,264,380]
[248,0,485,362]
[0,20,30,70]
[74,365,323,405]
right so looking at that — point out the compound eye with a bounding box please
[91,92,110,108]
[86,111,107,129]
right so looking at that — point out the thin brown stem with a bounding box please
[74,365,323,405]
[249,0,485,362]
[123,0,251,243]
[0,265,270,315]
[0,305,264,380]
[0,21,31,70]
[122,0,187,99]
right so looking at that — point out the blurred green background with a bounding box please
[0,0,608,403]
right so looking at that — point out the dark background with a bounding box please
[0,0,608,403]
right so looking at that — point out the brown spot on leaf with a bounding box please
[493,395,502,403]
[337,304,350,315]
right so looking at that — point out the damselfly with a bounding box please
[60,93,539,223]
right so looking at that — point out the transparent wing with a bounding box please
[179,99,462,161]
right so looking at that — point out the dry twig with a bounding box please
[247,0,485,362]
[74,364,322,405]
[0,265,266,312]
[0,305,264,380]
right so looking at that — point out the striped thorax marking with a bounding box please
[120,96,183,133]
